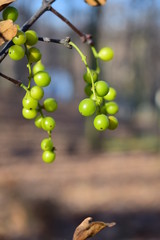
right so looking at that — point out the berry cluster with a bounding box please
[2,6,57,163]
[78,46,119,131]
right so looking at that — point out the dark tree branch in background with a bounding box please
[0,72,22,86]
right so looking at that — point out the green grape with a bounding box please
[108,116,119,130]
[2,6,18,22]
[83,69,98,84]
[8,45,25,61]
[95,80,109,97]
[90,94,103,106]
[22,92,38,109]
[41,138,53,151]
[98,47,114,61]
[25,30,38,46]
[93,114,109,131]
[28,47,42,63]
[22,108,37,119]
[34,115,43,128]
[43,98,58,112]
[33,71,51,87]
[30,86,44,100]
[105,101,119,115]
[104,87,117,101]
[32,61,45,75]
[12,30,26,45]
[42,151,56,163]
[84,84,92,96]
[79,98,96,116]
[42,117,56,131]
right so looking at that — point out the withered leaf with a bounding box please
[73,217,116,240]
[84,0,106,7]
[0,19,17,46]
[0,0,15,11]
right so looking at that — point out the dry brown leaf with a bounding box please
[73,217,116,240]
[0,0,15,11]
[0,19,17,46]
[85,0,106,7]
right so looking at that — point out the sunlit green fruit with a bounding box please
[98,47,114,61]
[32,61,45,75]
[33,71,51,87]
[42,151,56,163]
[28,47,41,63]
[41,138,53,151]
[104,87,117,101]
[12,30,26,45]
[95,80,109,97]
[105,101,119,115]
[34,115,43,128]
[8,45,25,61]
[22,108,37,119]
[83,69,98,84]
[30,86,44,100]
[108,116,119,130]
[22,92,38,109]
[42,117,56,131]
[2,6,18,22]
[43,98,58,112]
[25,30,38,46]
[79,98,96,116]
[93,114,109,131]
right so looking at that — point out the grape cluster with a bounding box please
[79,47,119,131]
[2,6,57,163]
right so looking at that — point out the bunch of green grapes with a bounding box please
[78,46,119,131]
[2,6,57,163]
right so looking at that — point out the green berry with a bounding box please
[95,80,109,97]
[30,86,44,100]
[84,84,92,96]
[22,92,38,109]
[108,116,119,130]
[83,69,98,84]
[41,138,53,151]
[22,108,37,119]
[25,30,38,46]
[98,47,114,61]
[42,151,56,163]
[104,87,117,101]
[93,114,109,131]
[42,117,56,131]
[28,47,41,63]
[32,61,45,75]
[8,45,25,61]
[34,115,43,128]
[105,101,119,115]
[43,98,58,112]
[12,30,26,45]
[2,6,18,22]
[79,98,96,116]
[34,71,51,87]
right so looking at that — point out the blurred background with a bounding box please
[0,0,160,239]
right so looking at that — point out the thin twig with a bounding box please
[0,72,22,86]
[38,36,72,48]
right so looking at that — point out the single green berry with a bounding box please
[43,98,58,112]
[41,138,53,151]
[104,87,117,101]
[8,45,25,61]
[34,115,43,128]
[22,92,38,109]
[42,151,56,163]
[22,108,37,119]
[12,30,26,45]
[34,71,51,87]
[32,61,45,75]
[84,84,92,96]
[79,98,96,116]
[42,117,56,131]
[25,30,38,46]
[28,47,41,63]
[93,114,109,131]
[108,116,119,130]
[30,86,44,100]
[83,69,98,84]
[2,6,18,22]
[98,47,114,61]
[105,101,119,115]
[95,80,109,97]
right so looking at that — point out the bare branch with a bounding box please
[0,72,22,86]
[38,36,72,49]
